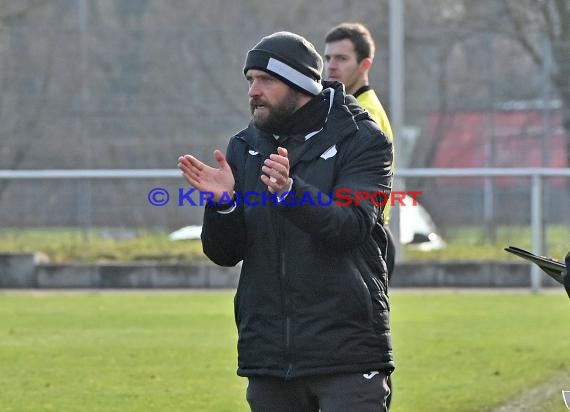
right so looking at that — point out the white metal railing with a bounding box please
[0,169,181,179]
[2,167,568,179]
[2,167,569,292]
[396,168,570,293]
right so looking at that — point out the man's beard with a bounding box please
[250,89,299,134]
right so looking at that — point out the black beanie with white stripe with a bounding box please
[243,31,323,96]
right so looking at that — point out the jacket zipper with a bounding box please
[277,195,294,379]
[282,251,293,379]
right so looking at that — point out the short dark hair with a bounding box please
[324,22,375,62]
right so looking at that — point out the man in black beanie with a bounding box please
[178,31,394,411]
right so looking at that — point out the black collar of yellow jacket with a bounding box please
[236,81,370,170]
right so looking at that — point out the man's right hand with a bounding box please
[178,150,235,203]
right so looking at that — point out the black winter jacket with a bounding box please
[201,82,394,379]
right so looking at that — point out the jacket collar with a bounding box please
[237,82,358,168]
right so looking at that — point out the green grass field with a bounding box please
[0,229,206,263]
[1,226,569,263]
[1,291,569,412]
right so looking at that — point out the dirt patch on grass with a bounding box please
[493,369,570,412]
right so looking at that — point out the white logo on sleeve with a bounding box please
[320,145,337,159]
[248,150,259,156]
[363,371,379,380]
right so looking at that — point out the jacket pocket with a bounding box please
[349,272,374,322]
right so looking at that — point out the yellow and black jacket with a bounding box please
[355,86,394,225]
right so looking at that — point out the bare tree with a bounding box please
[0,0,52,201]
[501,0,570,166]
[0,0,47,24]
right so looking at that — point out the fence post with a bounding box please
[530,173,543,293]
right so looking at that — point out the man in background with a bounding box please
[324,22,396,281]
[324,22,397,409]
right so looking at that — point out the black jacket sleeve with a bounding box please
[200,139,246,266]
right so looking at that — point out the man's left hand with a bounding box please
[261,147,292,198]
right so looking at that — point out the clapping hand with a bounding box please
[261,147,292,198]
[178,150,235,203]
